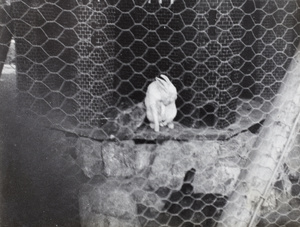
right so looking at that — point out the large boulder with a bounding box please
[76,138,154,178]
[102,141,153,178]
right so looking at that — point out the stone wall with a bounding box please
[76,131,255,226]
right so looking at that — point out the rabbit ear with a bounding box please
[159,74,171,84]
[157,74,172,90]
[156,77,169,92]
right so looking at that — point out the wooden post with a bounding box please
[218,48,300,227]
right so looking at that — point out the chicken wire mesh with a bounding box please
[1,0,300,226]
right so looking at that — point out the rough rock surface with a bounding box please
[76,138,103,178]
[79,181,139,227]
[91,102,146,140]
[148,137,249,195]
[76,139,154,178]
[102,141,153,178]
[78,132,255,226]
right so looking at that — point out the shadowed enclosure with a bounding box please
[6,0,299,134]
[1,0,300,227]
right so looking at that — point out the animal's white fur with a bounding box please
[145,74,177,132]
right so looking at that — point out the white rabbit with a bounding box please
[145,74,177,132]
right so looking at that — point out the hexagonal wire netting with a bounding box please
[1,0,300,226]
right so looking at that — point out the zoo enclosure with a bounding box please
[1,0,300,227]
[1,0,299,137]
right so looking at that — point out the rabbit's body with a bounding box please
[145,75,177,132]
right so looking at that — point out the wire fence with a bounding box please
[1,0,300,226]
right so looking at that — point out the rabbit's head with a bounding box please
[155,74,177,105]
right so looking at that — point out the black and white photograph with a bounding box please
[1,0,300,226]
